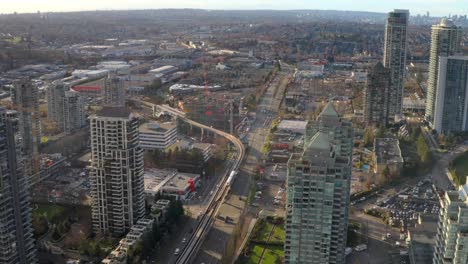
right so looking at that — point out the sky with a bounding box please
[2,0,467,17]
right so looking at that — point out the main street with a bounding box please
[194,72,291,263]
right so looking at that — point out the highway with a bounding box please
[139,101,246,264]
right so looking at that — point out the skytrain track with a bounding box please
[139,102,245,264]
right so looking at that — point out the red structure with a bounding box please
[72,85,101,94]
[188,178,195,192]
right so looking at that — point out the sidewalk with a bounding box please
[232,218,257,264]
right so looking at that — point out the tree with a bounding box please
[382,165,391,180]
[152,221,162,242]
[146,79,162,91]
[141,232,154,258]
[166,200,185,224]
[417,134,431,164]
[32,215,49,237]
[363,128,374,147]
[410,126,421,141]
[375,127,385,138]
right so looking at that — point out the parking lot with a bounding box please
[252,180,286,218]
[376,179,439,228]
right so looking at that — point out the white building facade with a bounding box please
[89,107,145,236]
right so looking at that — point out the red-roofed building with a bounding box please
[72,85,101,95]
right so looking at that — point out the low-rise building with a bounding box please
[276,120,308,135]
[373,138,403,176]
[101,218,154,264]
[161,172,200,200]
[149,65,178,76]
[151,199,171,225]
[101,250,126,264]
[144,169,200,200]
[171,140,213,163]
[193,142,213,163]
[144,169,179,198]
[139,121,178,150]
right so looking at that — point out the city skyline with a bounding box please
[2,0,468,16]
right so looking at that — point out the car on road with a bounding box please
[174,248,180,255]
[354,244,367,252]
[182,238,186,243]
[345,247,352,256]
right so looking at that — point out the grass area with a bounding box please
[247,245,284,264]
[270,225,285,244]
[34,204,65,223]
[262,246,284,263]
[240,218,285,264]
[247,245,264,264]
[258,221,274,242]
[451,151,468,186]
[247,184,257,205]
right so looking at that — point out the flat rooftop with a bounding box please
[170,139,212,152]
[162,172,199,192]
[140,121,176,133]
[95,106,131,119]
[374,138,403,164]
[144,169,178,195]
[277,120,308,132]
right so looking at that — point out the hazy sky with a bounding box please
[2,0,467,16]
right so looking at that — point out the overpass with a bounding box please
[139,101,246,264]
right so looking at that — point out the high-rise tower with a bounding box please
[12,79,41,176]
[63,91,86,134]
[433,179,468,264]
[284,103,353,264]
[432,56,468,135]
[425,19,462,126]
[103,74,125,107]
[47,81,68,126]
[0,109,37,263]
[47,82,86,134]
[89,106,145,236]
[364,62,391,127]
[383,9,409,120]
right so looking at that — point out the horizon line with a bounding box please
[0,8,450,17]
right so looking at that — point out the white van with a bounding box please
[354,244,367,252]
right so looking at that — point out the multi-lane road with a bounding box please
[140,102,246,264]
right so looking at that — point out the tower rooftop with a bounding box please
[319,102,339,118]
[306,131,330,151]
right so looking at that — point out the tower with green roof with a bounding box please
[285,102,353,264]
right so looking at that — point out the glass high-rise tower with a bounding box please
[383,9,409,120]
[0,108,37,263]
[425,19,462,126]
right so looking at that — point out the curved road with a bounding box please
[140,102,246,264]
